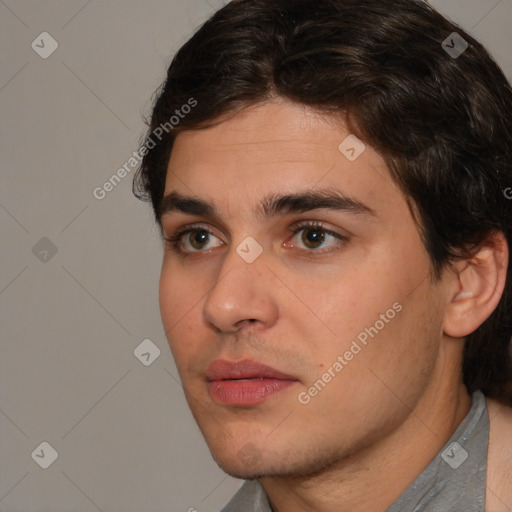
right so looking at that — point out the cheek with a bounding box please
[283,264,396,352]
[159,261,180,332]
[290,246,435,375]
[159,260,206,362]
[294,293,442,439]
[349,284,441,401]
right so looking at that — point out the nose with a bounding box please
[202,243,279,333]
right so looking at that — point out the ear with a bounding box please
[444,231,508,338]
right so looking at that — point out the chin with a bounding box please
[212,456,291,480]
[209,442,343,481]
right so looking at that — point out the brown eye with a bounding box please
[165,224,225,255]
[301,227,326,249]
[188,230,210,250]
[287,222,347,253]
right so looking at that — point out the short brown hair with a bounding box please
[133,0,512,405]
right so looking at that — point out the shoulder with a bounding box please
[219,481,270,512]
[485,397,512,511]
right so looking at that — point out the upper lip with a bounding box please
[206,359,299,381]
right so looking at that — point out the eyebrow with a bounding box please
[159,189,376,223]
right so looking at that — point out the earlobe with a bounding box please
[443,232,508,339]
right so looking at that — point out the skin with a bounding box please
[158,98,511,511]
[486,399,512,511]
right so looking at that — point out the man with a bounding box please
[133,0,512,510]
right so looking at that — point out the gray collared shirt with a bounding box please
[220,391,488,511]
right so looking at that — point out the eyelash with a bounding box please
[288,221,347,253]
[163,223,213,253]
[163,221,347,255]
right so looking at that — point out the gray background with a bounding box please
[1,1,511,511]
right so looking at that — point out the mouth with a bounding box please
[206,359,300,406]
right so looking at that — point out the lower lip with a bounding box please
[208,379,297,406]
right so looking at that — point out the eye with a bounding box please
[287,221,347,252]
[164,225,224,253]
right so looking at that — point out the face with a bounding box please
[159,99,451,479]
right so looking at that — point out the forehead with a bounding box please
[163,99,403,223]
[169,100,342,169]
